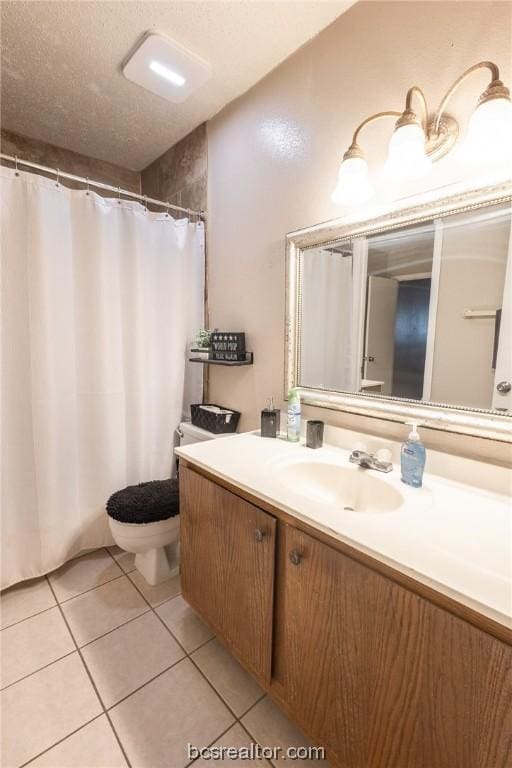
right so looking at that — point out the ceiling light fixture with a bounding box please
[123,32,211,104]
[332,61,511,206]
[149,60,186,87]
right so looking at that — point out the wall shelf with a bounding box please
[189,352,254,366]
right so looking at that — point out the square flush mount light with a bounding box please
[123,32,211,104]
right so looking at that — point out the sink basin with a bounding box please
[275,461,404,513]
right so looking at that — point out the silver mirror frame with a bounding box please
[285,178,512,443]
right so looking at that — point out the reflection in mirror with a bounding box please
[299,201,511,413]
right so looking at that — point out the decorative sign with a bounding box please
[210,332,246,361]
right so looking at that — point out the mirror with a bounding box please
[286,181,512,440]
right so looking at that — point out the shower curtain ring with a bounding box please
[143,195,148,212]
[117,187,122,205]
[85,177,90,196]
[14,155,19,176]
[165,202,170,217]
[55,168,60,187]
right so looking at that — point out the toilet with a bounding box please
[107,422,229,586]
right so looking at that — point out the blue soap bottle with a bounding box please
[400,421,426,488]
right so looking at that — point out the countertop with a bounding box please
[176,432,512,630]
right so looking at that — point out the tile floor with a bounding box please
[1,547,326,768]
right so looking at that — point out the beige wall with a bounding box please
[206,0,512,464]
[1,129,140,194]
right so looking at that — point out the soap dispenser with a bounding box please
[260,397,280,438]
[400,421,426,488]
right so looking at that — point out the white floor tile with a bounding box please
[49,550,123,602]
[128,570,181,606]
[61,576,148,647]
[156,594,213,652]
[26,715,128,767]
[193,723,272,767]
[109,658,234,768]
[107,546,136,574]
[81,612,184,708]
[192,638,263,716]
[0,653,102,767]
[0,577,55,629]
[242,697,328,767]
[1,606,75,689]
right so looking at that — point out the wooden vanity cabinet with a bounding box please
[282,524,512,768]
[179,465,276,684]
[179,464,512,768]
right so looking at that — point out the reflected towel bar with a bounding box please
[463,309,498,318]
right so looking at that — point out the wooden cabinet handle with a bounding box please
[289,549,302,565]
[255,528,265,542]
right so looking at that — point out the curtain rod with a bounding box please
[0,153,206,219]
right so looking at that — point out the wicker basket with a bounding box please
[190,404,241,434]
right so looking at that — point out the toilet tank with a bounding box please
[178,421,232,446]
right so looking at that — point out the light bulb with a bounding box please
[331,156,374,205]
[457,96,512,166]
[383,122,432,180]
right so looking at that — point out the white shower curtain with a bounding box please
[300,238,367,392]
[1,167,204,588]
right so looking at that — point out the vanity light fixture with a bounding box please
[332,61,512,205]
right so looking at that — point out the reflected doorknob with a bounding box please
[255,528,265,542]
[496,381,511,393]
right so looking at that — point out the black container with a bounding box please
[261,406,280,438]
[210,332,246,362]
[306,420,324,449]
[190,404,241,434]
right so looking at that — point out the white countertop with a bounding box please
[176,431,512,629]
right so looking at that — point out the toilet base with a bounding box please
[134,542,179,586]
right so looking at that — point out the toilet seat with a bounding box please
[106,478,179,525]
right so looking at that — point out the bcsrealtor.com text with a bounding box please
[187,743,326,761]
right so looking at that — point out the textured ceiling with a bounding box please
[1,0,354,170]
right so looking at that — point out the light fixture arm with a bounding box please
[405,86,429,130]
[433,61,502,133]
[347,110,402,158]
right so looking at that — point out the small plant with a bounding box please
[194,328,213,349]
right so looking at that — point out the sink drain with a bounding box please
[344,505,355,511]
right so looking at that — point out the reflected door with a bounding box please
[363,276,398,395]
[392,278,431,399]
[492,233,512,412]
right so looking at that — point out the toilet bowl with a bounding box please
[108,422,230,586]
[108,515,180,586]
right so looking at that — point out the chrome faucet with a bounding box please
[349,449,393,473]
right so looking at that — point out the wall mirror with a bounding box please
[285,180,512,441]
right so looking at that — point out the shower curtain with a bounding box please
[300,238,367,391]
[1,167,204,588]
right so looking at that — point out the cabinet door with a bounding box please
[180,466,276,684]
[283,524,512,768]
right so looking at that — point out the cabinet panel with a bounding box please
[180,465,276,683]
[283,524,512,768]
